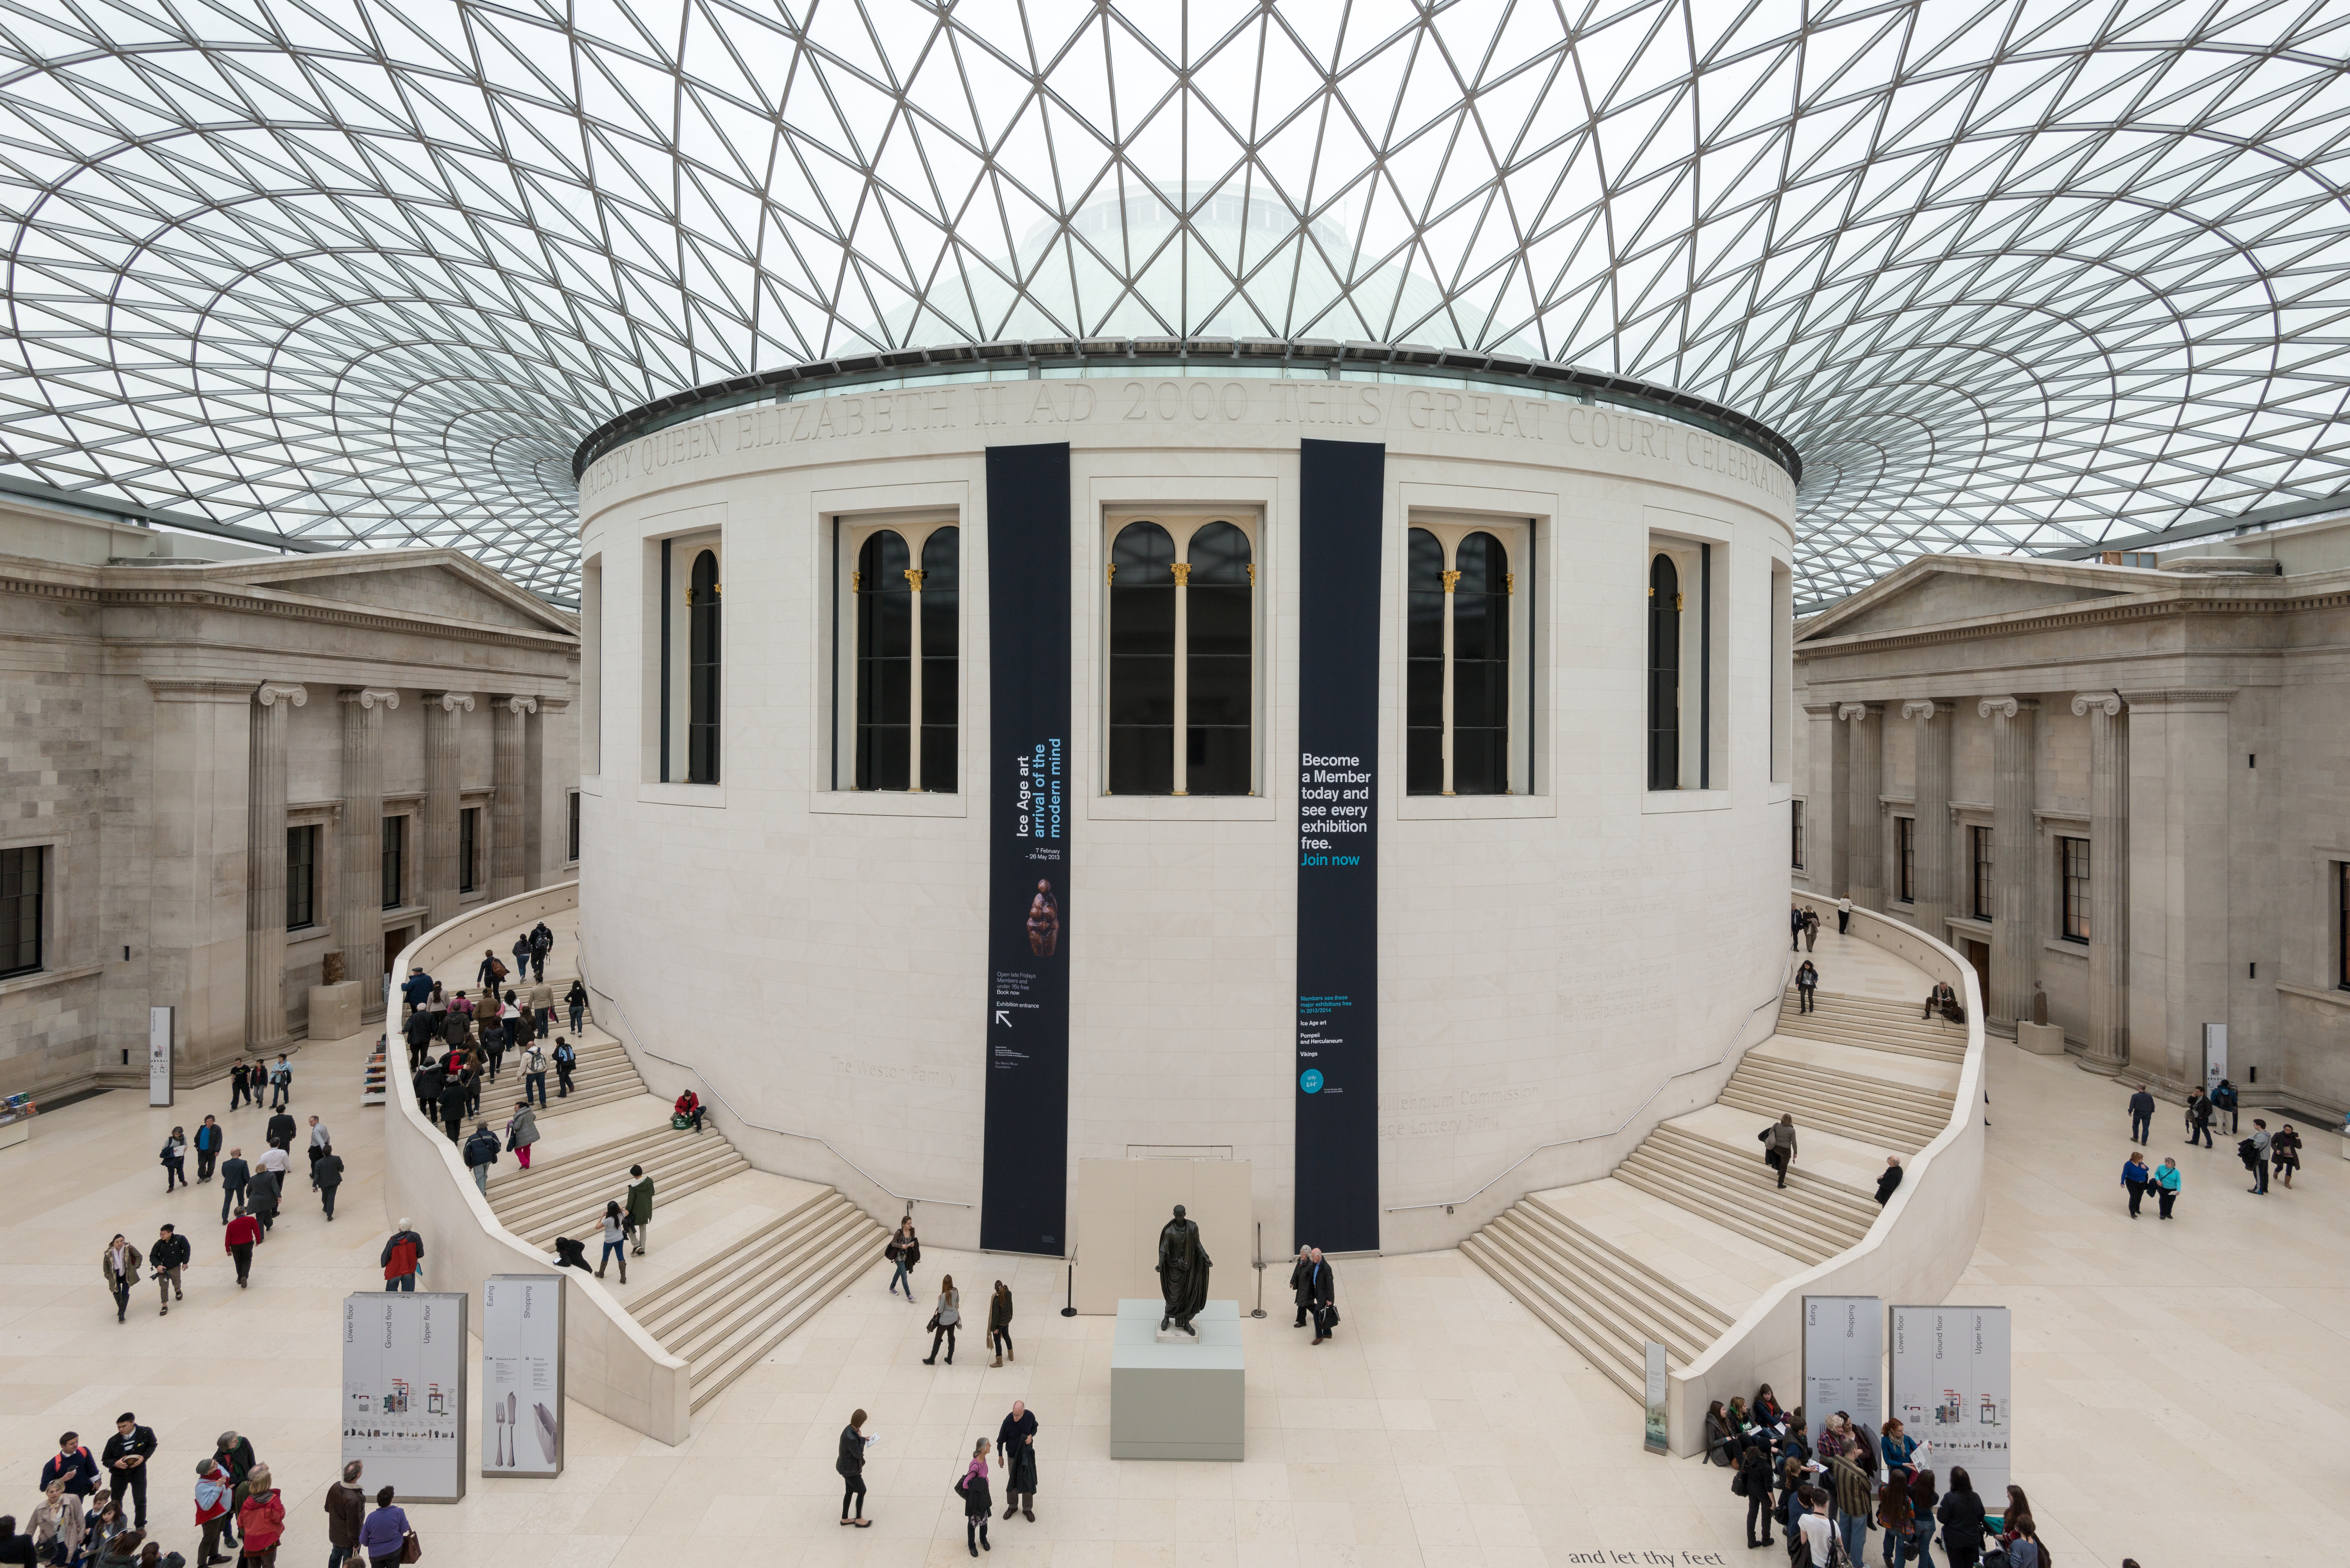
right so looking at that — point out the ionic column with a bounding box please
[492,694,536,899]
[1838,703,1884,910]
[1979,696,2040,1032]
[244,682,306,1052]
[1903,700,1955,938]
[338,687,399,1021]
[422,692,473,928]
[2073,692,2130,1070]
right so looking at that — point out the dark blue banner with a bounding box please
[981,442,1072,1255]
[1294,437,1384,1254]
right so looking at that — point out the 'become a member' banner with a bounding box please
[1294,438,1384,1255]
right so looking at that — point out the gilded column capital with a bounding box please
[2070,691,2124,718]
[338,686,401,709]
[427,690,476,714]
[255,682,307,709]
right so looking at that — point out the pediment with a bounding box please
[218,551,574,635]
[1804,558,2151,641]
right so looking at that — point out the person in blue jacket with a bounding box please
[2152,1156,2181,1220]
[2121,1151,2151,1217]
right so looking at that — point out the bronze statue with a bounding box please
[1156,1203,1211,1335]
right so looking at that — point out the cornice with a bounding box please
[1795,584,2350,661]
[0,573,577,653]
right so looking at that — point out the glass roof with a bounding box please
[2,0,2345,601]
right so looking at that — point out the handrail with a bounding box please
[584,979,974,1211]
[1386,963,1791,1213]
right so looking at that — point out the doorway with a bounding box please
[1963,939,1991,1008]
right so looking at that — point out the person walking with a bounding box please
[2122,1150,2150,1217]
[101,1237,142,1325]
[2248,1118,2272,1193]
[925,1275,961,1365]
[986,1280,1014,1367]
[525,977,554,1041]
[228,1061,252,1113]
[1801,906,1820,951]
[529,920,554,980]
[995,1401,1039,1522]
[402,1007,438,1074]
[322,1463,365,1568]
[313,1146,345,1220]
[305,1117,331,1186]
[462,1123,499,1196]
[193,1118,223,1184]
[2274,1122,2302,1188]
[592,1202,628,1283]
[1303,1247,1338,1344]
[436,1070,467,1145]
[224,1211,261,1288]
[217,1148,250,1225]
[476,948,505,991]
[148,1226,189,1315]
[884,1219,919,1299]
[381,1220,424,1291]
[160,1129,188,1193]
[245,1162,283,1235]
[100,1418,155,1530]
[565,979,587,1035]
[506,1101,540,1170]
[233,1466,282,1568]
[1875,1156,1903,1206]
[1935,1468,1988,1568]
[2127,1084,2156,1145]
[552,1037,576,1098]
[625,1166,654,1255]
[2186,1087,2214,1148]
[1762,1115,1798,1189]
[2152,1156,2181,1219]
[1736,1436,1774,1548]
[1835,896,1852,935]
[399,967,434,1020]
[521,1041,548,1109]
[1288,1245,1316,1327]
[955,1439,992,1557]
[510,933,533,991]
[835,1411,873,1528]
[496,991,522,1070]
[1794,960,1819,1014]
[1789,904,1804,952]
[266,1056,292,1111]
[357,1490,408,1568]
[263,1108,297,1155]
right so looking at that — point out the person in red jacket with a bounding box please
[234,1465,284,1568]
[223,1214,262,1289]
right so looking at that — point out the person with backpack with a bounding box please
[148,1227,190,1315]
[521,1040,548,1108]
[1936,1468,1988,1568]
[2246,1119,2272,1193]
[552,1038,576,1098]
[380,1222,423,1292]
[1736,1438,1775,1548]
[266,1056,291,1111]
[462,1123,500,1195]
[528,922,553,982]
[565,979,587,1035]
[476,949,506,990]
[2213,1077,2240,1133]
[2186,1088,2214,1148]
[834,1410,871,1528]
[954,1439,991,1557]
[192,1118,222,1184]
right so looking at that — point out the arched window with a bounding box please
[1451,532,1508,795]
[1107,520,1176,794]
[855,530,911,790]
[919,527,960,792]
[1648,552,1681,790]
[1405,528,1445,794]
[1183,521,1253,795]
[686,548,721,783]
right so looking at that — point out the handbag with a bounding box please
[925,1313,941,1333]
[398,1533,421,1565]
[1731,1468,1749,1497]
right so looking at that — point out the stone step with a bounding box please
[1612,1153,1844,1266]
[503,1145,753,1248]
[1460,1233,1646,1402]
[1716,1085,1937,1154]
[1649,1124,1882,1215]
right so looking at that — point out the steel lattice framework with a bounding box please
[2,0,2346,599]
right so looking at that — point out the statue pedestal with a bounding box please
[1111,1298,1243,1461]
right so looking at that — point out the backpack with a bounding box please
[490,958,508,980]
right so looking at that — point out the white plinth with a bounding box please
[1111,1299,1244,1461]
[2015,1021,2066,1055]
[309,982,362,1042]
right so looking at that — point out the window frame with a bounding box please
[1101,509,1263,797]
[0,844,45,979]
[2059,835,2090,942]
[380,813,406,911]
[1971,825,1995,920]
[1404,513,1534,797]
[1791,799,1805,869]
[1895,815,1915,904]
[566,790,581,865]
[459,807,480,894]
[285,825,319,931]
[2340,862,2350,991]
[833,513,961,793]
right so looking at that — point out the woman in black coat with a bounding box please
[1936,1466,1988,1568]
[835,1410,870,1528]
[1288,1247,1315,1326]
[957,1439,992,1557]
[1736,1440,1775,1548]
[1702,1401,1738,1466]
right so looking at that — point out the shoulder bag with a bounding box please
[398,1533,421,1566]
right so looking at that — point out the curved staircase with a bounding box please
[1464,928,1964,1399]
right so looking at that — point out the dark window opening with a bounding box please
[1647,553,1681,790]
[459,808,480,894]
[1107,520,1176,794]
[2060,836,2090,942]
[1184,520,1253,796]
[380,815,405,910]
[1452,532,1510,796]
[1404,528,1445,795]
[1971,825,1994,920]
[1896,816,1915,903]
[285,826,318,930]
[686,548,721,783]
[567,792,580,863]
[1791,801,1806,869]
[919,528,960,793]
[855,530,912,790]
[0,845,39,979]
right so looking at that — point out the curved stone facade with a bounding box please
[577,371,1797,1254]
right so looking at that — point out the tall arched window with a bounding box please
[686,548,721,783]
[1108,521,1176,793]
[1184,521,1253,795]
[1405,528,1445,794]
[919,528,960,792]
[856,530,911,790]
[1452,532,1508,795]
[1647,552,1681,790]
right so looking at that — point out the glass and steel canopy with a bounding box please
[2,0,2344,601]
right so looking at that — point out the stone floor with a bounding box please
[0,1019,2339,1568]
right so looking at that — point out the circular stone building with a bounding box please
[573,339,1800,1258]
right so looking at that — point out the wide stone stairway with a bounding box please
[447,909,888,1414]
[1462,928,1963,1400]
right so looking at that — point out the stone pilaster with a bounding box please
[1903,700,1955,939]
[525,697,568,889]
[1979,696,2040,1031]
[2073,692,2130,1072]
[2120,688,2233,1087]
[492,694,536,899]
[422,692,473,928]
[338,687,399,1020]
[1802,702,1841,894]
[1837,703,1884,910]
[244,682,306,1052]
[145,678,254,1076]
